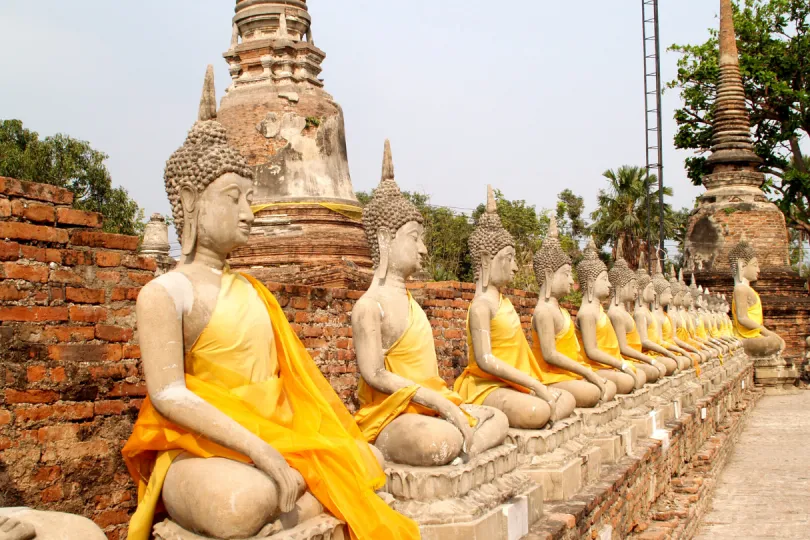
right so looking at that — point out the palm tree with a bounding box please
[590,166,680,268]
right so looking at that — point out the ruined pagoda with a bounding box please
[685,0,809,373]
[217,0,372,288]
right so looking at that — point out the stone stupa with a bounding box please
[218,0,373,288]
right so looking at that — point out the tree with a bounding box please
[0,120,144,236]
[668,0,810,235]
[556,189,589,262]
[590,166,681,268]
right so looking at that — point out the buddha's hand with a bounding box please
[251,444,302,513]
[0,516,36,540]
[593,377,609,404]
[444,405,476,461]
[531,384,559,423]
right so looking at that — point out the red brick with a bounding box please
[95,270,122,283]
[14,406,53,424]
[19,244,46,262]
[11,200,56,223]
[70,230,138,251]
[60,249,93,266]
[123,255,157,272]
[0,198,9,217]
[95,251,121,267]
[52,402,92,419]
[0,240,20,260]
[0,307,69,322]
[95,325,133,343]
[111,287,141,301]
[93,509,130,528]
[107,382,147,397]
[65,287,105,304]
[122,344,141,359]
[48,343,122,362]
[0,283,26,301]
[32,466,61,483]
[0,437,11,451]
[94,401,127,416]
[56,207,103,228]
[127,272,153,286]
[89,363,137,380]
[69,305,107,323]
[27,365,47,383]
[0,222,68,243]
[291,297,309,309]
[0,410,11,426]
[4,389,59,404]
[2,262,49,283]
[0,177,74,204]
[49,269,84,285]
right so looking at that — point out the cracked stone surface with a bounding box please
[695,390,810,539]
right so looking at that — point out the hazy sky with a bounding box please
[0,0,723,236]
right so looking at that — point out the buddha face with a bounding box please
[385,221,427,279]
[186,172,255,256]
[550,264,574,298]
[592,271,611,301]
[618,279,638,304]
[642,282,656,304]
[489,246,518,287]
[659,287,673,307]
[741,257,760,282]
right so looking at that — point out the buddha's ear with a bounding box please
[375,227,392,281]
[179,185,198,257]
[544,269,553,300]
[481,253,493,289]
[736,259,745,281]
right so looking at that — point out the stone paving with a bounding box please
[695,390,810,539]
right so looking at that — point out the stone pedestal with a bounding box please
[751,352,800,394]
[153,515,346,540]
[382,444,542,539]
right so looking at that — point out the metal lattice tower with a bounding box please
[641,0,665,259]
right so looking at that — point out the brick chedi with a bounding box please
[217,0,372,288]
[684,0,809,375]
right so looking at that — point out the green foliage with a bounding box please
[0,120,144,236]
[668,0,810,235]
[590,166,682,267]
[556,189,589,263]
[305,116,321,129]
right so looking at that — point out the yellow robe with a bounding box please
[122,271,419,540]
[354,292,475,443]
[664,311,701,372]
[644,317,665,357]
[733,289,763,339]
[530,308,584,385]
[576,306,631,372]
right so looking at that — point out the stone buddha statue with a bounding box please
[606,246,665,383]
[454,190,576,428]
[0,509,105,540]
[530,217,616,407]
[121,74,418,540]
[729,239,786,356]
[651,261,698,371]
[666,270,710,364]
[632,253,681,375]
[353,141,508,467]
[695,284,731,355]
[686,276,726,357]
[574,239,640,394]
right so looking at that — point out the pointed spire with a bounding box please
[198,65,217,121]
[486,185,497,214]
[638,250,648,273]
[678,267,685,284]
[653,257,663,276]
[690,273,697,287]
[548,214,560,240]
[706,0,762,170]
[615,236,625,260]
[381,139,394,181]
[584,237,598,259]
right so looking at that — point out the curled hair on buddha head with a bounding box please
[577,237,607,301]
[362,139,424,273]
[470,185,515,284]
[652,257,670,296]
[689,273,702,300]
[608,238,636,296]
[533,214,571,291]
[728,235,757,279]
[636,250,652,292]
[165,65,254,253]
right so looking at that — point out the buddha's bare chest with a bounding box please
[377,295,411,350]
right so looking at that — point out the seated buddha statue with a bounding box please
[686,276,726,357]
[0,509,105,540]
[606,246,666,384]
[710,291,739,347]
[729,239,785,356]
[122,72,419,540]
[575,239,641,394]
[694,285,730,355]
[353,141,509,467]
[632,253,681,375]
[650,261,699,371]
[454,191,576,428]
[677,271,720,360]
[530,217,616,408]
[666,271,710,364]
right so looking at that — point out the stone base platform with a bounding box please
[525,354,755,539]
[751,352,799,394]
[382,443,542,538]
[153,514,346,540]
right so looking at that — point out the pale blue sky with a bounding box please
[0,0,722,230]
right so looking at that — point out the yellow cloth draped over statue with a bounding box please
[643,320,665,358]
[122,271,419,540]
[354,292,475,444]
[455,296,549,405]
[663,314,701,372]
[576,307,634,372]
[732,290,763,339]
[530,308,584,385]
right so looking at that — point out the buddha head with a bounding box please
[470,186,516,289]
[533,215,572,300]
[667,267,683,308]
[652,258,672,307]
[688,274,701,309]
[607,239,637,305]
[728,237,759,284]
[362,140,426,281]
[166,66,255,258]
[577,238,610,302]
[636,252,655,306]
[678,269,693,309]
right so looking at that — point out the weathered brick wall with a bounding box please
[0,177,154,539]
